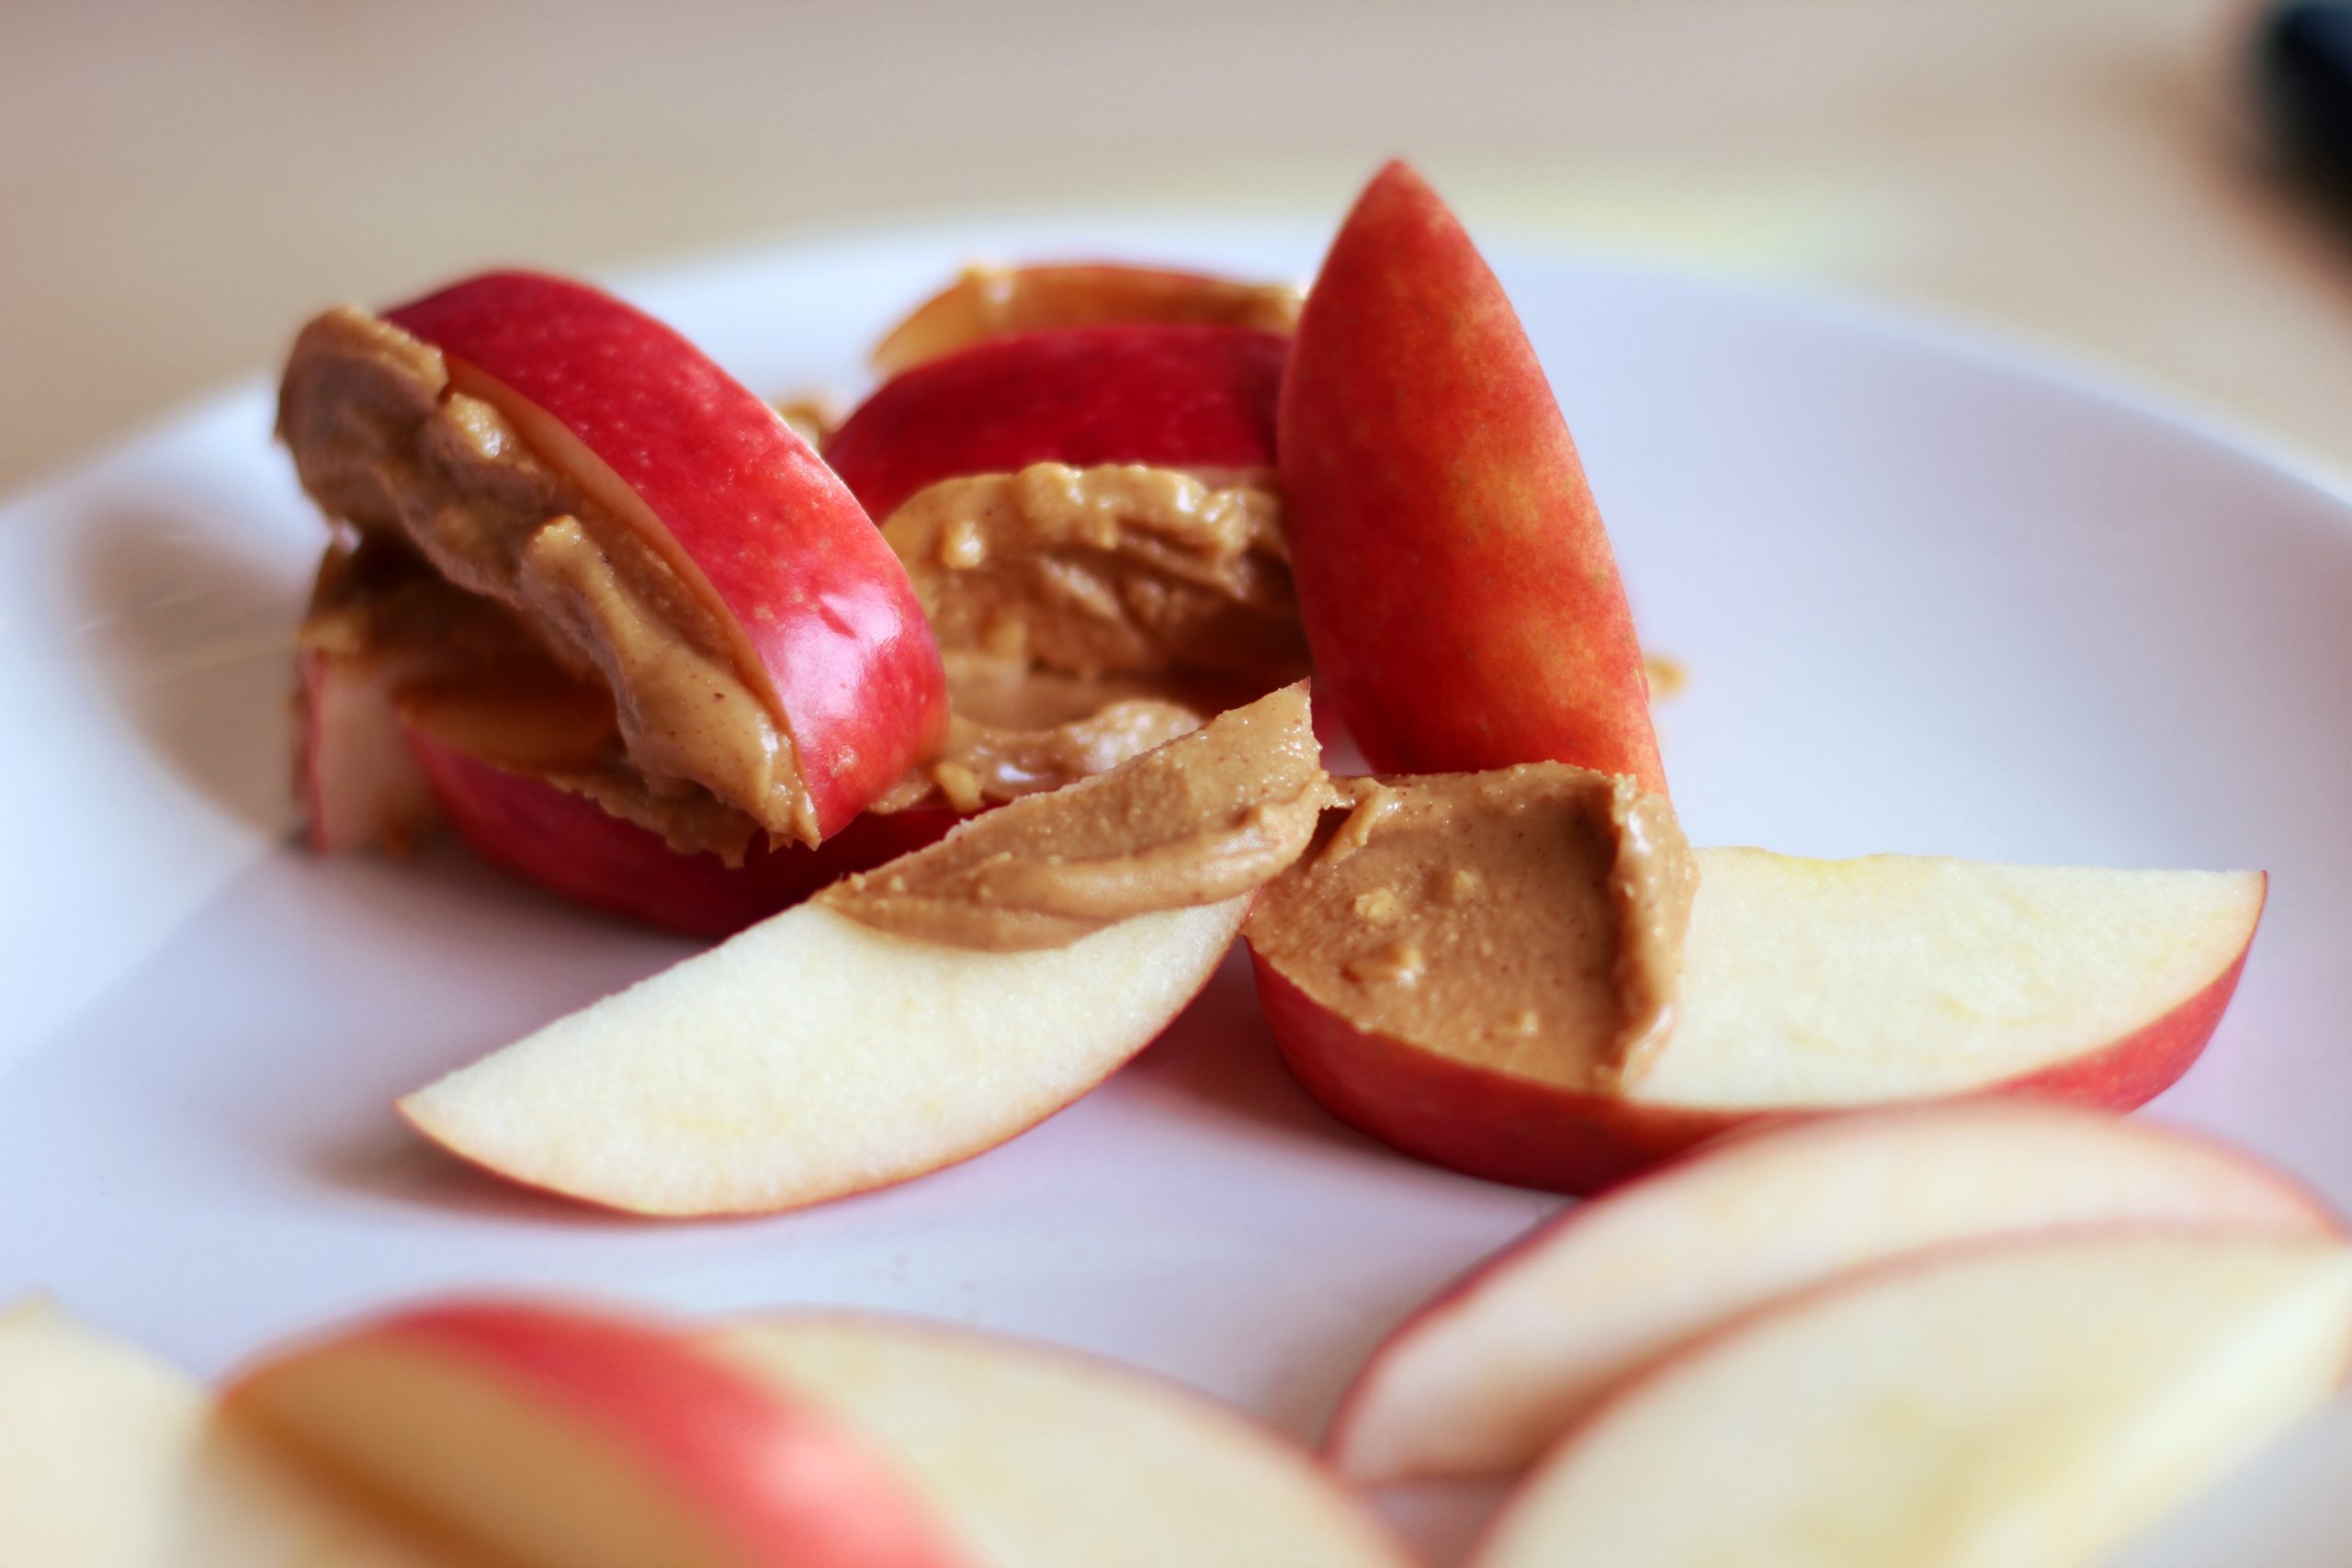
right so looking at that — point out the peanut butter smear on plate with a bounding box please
[1248,764,1701,1092]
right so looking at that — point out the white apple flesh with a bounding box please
[0,1300,464,1568]
[400,897,1250,1215]
[1329,1102,2338,1482]
[297,648,436,854]
[708,1315,1414,1568]
[1471,1233,2352,1568]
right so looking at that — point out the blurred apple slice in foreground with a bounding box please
[709,1315,1411,1568]
[226,1300,965,1568]
[1329,1102,2335,1483]
[1469,1233,2352,1568]
[0,1300,466,1567]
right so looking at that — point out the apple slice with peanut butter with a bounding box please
[399,685,1332,1216]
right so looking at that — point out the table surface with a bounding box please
[8,0,2352,495]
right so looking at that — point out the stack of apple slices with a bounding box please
[1325,1101,2352,1565]
[0,1295,1409,1568]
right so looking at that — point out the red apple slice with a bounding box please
[1328,1103,2336,1483]
[404,720,960,937]
[870,262,1302,374]
[381,272,947,844]
[1469,1234,2352,1568]
[0,1299,466,1566]
[707,1315,1412,1568]
[822,323,1285,525]
[225,1300,967,1568]
[1254,847,2266,1194]
[1279,161,1665,791]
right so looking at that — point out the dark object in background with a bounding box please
[2257,4,2352,185]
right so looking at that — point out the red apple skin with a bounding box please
[1278,162,1667,793]
[822,323,1286,525]
[406,724,959,937]
[233,1300,967,1568]
[1249,926,2259,1197]
[384,272,946,842]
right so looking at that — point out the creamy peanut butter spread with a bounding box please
[1247,764,1701,1091]
[820,683,1332,951]
[278,306,820,850]
[882,462,1306,682]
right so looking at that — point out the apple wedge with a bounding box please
[296,646,438,854]
[823,323,1285,525]
[0,1299,465,1567]
[1328,1103,2335,1483]
[1280,161,1664,791]
[1470,1234,2352,1568]
[404,720,960,937]
[284,273,946,848]
[870,262,1302,374]
[401,685,1324,1214]
[1253,840,2265,1194]
[226,1300,965,1568]
[708,1315,1411,1568]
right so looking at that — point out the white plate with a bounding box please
[6,217,2352,1563]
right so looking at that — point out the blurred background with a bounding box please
[7,0,2352,491]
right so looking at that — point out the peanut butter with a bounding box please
[820,683,1332,951]
[278,306,820,849]
[1247,764,1700,1091]
[882,463,1306,682]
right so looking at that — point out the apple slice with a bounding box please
[404,719,960,937]
[1328,1103,2335,1483]
[870,262,1302,374]
[315,272,947,846]
[1254,841,2265,1195]
[1470,1234,2352,1568]
[226,1299,965,1568]
[400,685,1323,1214]
[1279,161,1664,791]
[0,1299,466,1567]
[296,646,437,854]
[822,323,1285,525]
[707,1315,1412,1568]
